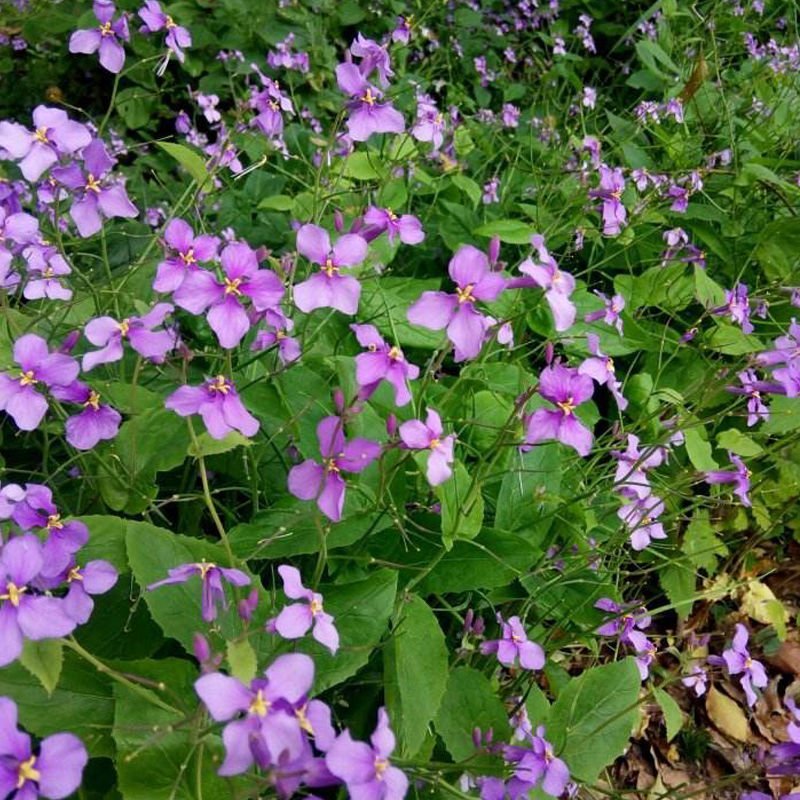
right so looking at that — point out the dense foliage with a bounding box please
[0,0,799,798]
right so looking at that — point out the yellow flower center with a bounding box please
[386,208,398,222]
[16,756,40,789]
[429,438,440,450]
[456,284,475,304]
[180,248,196,265]
[224,277,243,296]
[47,514,63,529]
[375,757,389,779]
[99,21,113,36]
[208,376,231,394]
[118,319,130,336]
[165,14,176,28]
[68,566,84,583]
[324,457,341,474]
[361,88,376,106]
[1,582,27,608]
[606,357,615,372]
[84,390,102,410]
[85,173,102,193]
[309,598,323,616]
[387,346,402,360]
[556,398,575,415]
[611,189,622,200]
[249,689,269,717]
[33,127,50,144]
[18,370,37,386]
[195,560,216,579]
[296,704,314,735]
[323,256,338,277]
[43,266,55,279]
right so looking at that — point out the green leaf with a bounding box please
[762,396,800,434]
[705,323,763,355]
[80,514,129,570]
[693,266,726,307]
[659,558,696,620]
[258,194,294,211]
[474,219,536,244]
[495,445,561,533]
[385,595,449,757]
[682,509,727,574]
[188,430,254,457]
[435,461,484,548]
[156,141,213,191]
[716,428,763,457]
[683,426,718,471]
[19,639,63,696]
[0,651,114,756]
[226,638,257,683]
[435,667,510,762]
[547,658,640,783]
[654,687,683,742]
[339,151,385,180]
[452,174,483,208]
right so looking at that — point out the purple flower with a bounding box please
[757,318,800,367]
[174,242,283,348]
[148,560,250,622]
[51,139,138,237]
[516,235,576,332]
[326,707,408,800]
[22,244,72,301]
[589,165,627,236]
[0,208,38,284]
[612,434,665,499]
[578,333,628,411]
[69,0,129,73]
[335,62,404,142]
[0,105,92,182]
[666,184,689,212]
[138,0,191,63]
[411,97,446,150]
[165,375,259,440]
[350,34,393,86]
[595,598,651,652]
[0,696,88,799]
[681,665,708,697]
[502,103,520,128]
[523,364,594,457]
[0,334,79,431]
[713,283,754,334]
[288,416,381,522]
[407,244,505,361]
[398,408,454,486]
[82,303,175,370]
[774,361,800,397]
[711,624,767,707]
[617,491,667,551]
[51,381,122,450]
[0,535,77,667]
[271,565,339,654]
[251,308,301,364]
[503,726,570,798]
[195,654,317,774]
[362,206,424,245]
[704,452,752,507]
[482,177,500,204]
[726,369,779,426]
[153,218,220,293]
[584,291,625,335]
[293,224,367,316]
[351,324,419,406]
[480,615,545,670]
[58,559,118,624]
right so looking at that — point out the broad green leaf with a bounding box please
[435,667,510,763]
[496,445,561,533]
[474,219,536,244]
[0,652,114,756]
[258,194,294,211]
[716,428,763,457]
[226,638,257,684]
[452,174,483,208]
[435,460,484,548]
[654,687,683,742]
[705,323,763,355]
[683,426,718,471]
[694,266,726,307]
[20,639,63,696]
[339,151,385,180]
[156,141,213,190]
[682,509,727,574]
[188,430,253,457]
[80,514,129,570]
[547,658,640,783]
[385,595,449,757]
[659,557,696,620]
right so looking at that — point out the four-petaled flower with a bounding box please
[288,416,381,522]
[335,63,404,142]
[398,408,454,486]
[69,0,129,74]
[363,206,424,245]
[138,0,192,63]
[480,614,545,670]
[153,218,220,294]
[704,452,752,507]
[589,165,627,236]
[708,623,767,707]
[351,323,419,406]
[51,380,122,450]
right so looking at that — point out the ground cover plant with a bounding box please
[0,0,799,797]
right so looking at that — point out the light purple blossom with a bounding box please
[287,416,381,522]
[0,334,79,431]
[0,535,78,667]
[726,369,779,426]
[584,291,625,334]
[713,283,754,334]
[578,333,628,411]
[681,665,708,697]
[148,560,250,622]
[22,244,72,301]
[326,707,408,800]
[398,408,454,486]
[293,224,367,315]
[138,0,191,63]
[0,106,92,182]
[351,324,419,406]
[350,34,393,86]
[58,559,119,624]
[0,696,88,798]
[153,217,220,294]
[271,565,339,654]
[51,381,122,450]
[480,614,545,670]
[617,491,667,550]
[82,303,175,370]
[411,97,446,150]
[516,235,576,332]
[165,375,259,440]
[523,364,594,457]
[407,244,505,361]
[174,242,283,348]
[704,452,752,507]
[335,63,404,142]
[612,434,665,499]
[362,206,424,245]
[589,165,627,236]
[69,0,129,74]
[595,598,651,652]
[482,177,500,204]
[500,726,570,798]
[709,624,767,707]
[251,308,301,364]
[51,139,138,237]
